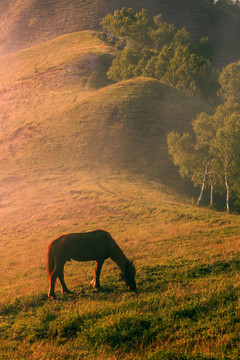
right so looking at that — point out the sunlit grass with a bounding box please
[1,171,240,359]
[0,30,239,360]
[0,31,115,89]
[0,31,212,183]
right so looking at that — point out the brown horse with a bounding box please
[47,229,136,298]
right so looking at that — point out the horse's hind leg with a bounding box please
[91,259,104,289]
[58,265,71,294]
[48,264,70,298]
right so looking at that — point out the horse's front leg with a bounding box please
[58,265,72,294]
[91,259,104,289]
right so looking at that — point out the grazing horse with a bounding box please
[47,229,136,299]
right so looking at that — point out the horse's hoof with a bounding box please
[90,281,101,291]
[92,286,101,291]
[62,289,72,294]
[48,294,56,300]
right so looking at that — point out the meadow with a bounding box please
[1,170,240,359]
[0,31,240,359]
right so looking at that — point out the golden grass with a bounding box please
[0,31,114,89]
[0,31,239,360]
[1,170,239,303]
[1,170,240,359]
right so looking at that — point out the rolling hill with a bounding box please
[1,25,240,360]
[0,31,212,184]
[0,0,240,68]
[0,32,214,307]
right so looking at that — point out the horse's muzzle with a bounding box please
[128,283,136,291]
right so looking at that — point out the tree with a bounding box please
[218,60,240,103]
[168,111,217,207]
[211,103,240,212]
[167,131,196,180]
[192,112,217,206]
[107,47,140,82]
[194,36,213,61]
[173,28,191,47]
[163,46,206,96]
[134,49,155,76]
[149,15,176,51]
[152,44,216,98]
[143,44,173,80]
[101,8,151,49]
[167,102,240,212]
[101,8,217,100]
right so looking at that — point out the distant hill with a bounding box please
[0,31,212,186]
[0,0,239,68]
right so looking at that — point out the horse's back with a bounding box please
[50,229,110,262]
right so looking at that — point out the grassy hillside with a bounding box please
[0,31,113,174]
[0,0,240,68]
[0,31,212,184]
[1,30,240,360]
[1,171,240,359]
[1,77,213,183]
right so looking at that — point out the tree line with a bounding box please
[167,101,240,212]
[101,8,218,100]
[167,49,240,213]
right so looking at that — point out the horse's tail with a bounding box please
[47,243,55,279]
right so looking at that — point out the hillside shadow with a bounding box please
[0,293,48,316]
[128,156,199,202]
[138,258,240,293]
[2,258,239,316]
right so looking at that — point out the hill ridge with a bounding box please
[0,0,239,68]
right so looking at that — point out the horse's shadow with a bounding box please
[48,257,240,301]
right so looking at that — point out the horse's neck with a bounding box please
[113,251,127,274]
[109,239,127,274]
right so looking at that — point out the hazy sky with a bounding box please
[214,0,238,3]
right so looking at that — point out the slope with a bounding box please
[1,28,240,360]
[0,32,212,186]
[0,31,114,173]
[1,150,240,360]
[0,31,214,270]
[0,0,239,69]
[33,77,212,183]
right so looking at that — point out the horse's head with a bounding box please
[121,260,136,291]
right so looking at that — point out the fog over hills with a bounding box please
[0,31,212,185]
[0,0,239,68]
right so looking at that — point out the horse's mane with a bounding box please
[106,232,135,276]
